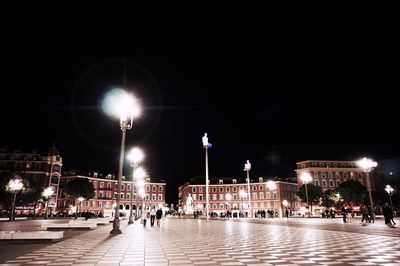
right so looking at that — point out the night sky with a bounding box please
[2,4,399,203]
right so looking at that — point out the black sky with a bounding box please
[1,4,399,203]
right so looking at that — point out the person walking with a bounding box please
[142,209,149,228]
[341,204,347,223]
[156,207,163,227]
[150,206,156,227]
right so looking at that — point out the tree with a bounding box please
[297,184,322,214]
[20,175,44,219]
[336,180,367,215]
[63,178,95,207]
[320,189,343,209]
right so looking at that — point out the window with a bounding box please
[219,187,223,192]
[133,194,136,200]
[226,187,230,192]
[133,186,137,192]
[120,193,124,199]
[152,186,156,192]
[99,192,103,199]
[322,180,327,187]
[146,195,150,200]
[219,179,223,184]
[126,193,130,200]
[159,186,163,192]
[254,202,258,208]
[233,194,237,200]
[259,192,264,199]
[252,185,257,191]
[259,177,263,183]
[152,195,156,201]
[146,185,150,192]
[329,180,334,187]
[328,172,333,178]
[343,172,348,178]
[114,183,118,189]
[219,194,224,200]
[315,180,320,186]
[121,184,125,191]
[100,182,104,188]
[199,194,203,201]
[114,193,117,199]
[192,187,196,193]
[107,183,111,189]
[220,204,224,209]
[212,187,216,193]
[253,192,257,200]
[193,194,197,200]
[267,192,270,199]
[232,187,237,192]
[99,202,102,208]
[199,187,203,193]
[259,185,263,191]
[321,172,327,178]
[233,179,237,184]
[314,172,319,178]
[212,194,217,200]
[273,192,277,199]
[273,202,278,208]
[336,180,341,187]
[158,194,162,201]
[127,185,131,191]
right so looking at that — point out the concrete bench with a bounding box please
[0,231,63,240]
[41,222,97,230]
[88,217,112,225]
[0,217,28,221]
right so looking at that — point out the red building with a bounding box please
[295,160,374,191]
[57,170,166,217]
[178,176,298,218]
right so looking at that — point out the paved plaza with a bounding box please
[1,217,400,265]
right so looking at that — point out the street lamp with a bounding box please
[243,160,252,218]
[282,200,288,218]
[6,176,24,221]
[127,147,144,224]
[42,187,54,219]
[202,133,212,221]
[239,189,247,217]
[78,196,85,215]
[300,172,312,218]
[134,167,146,217]
[356,157,377,220]
[385,185,395,216]
[102,88,141,234]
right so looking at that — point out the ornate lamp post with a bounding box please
[243,160,252,218]
[134,167,146,217]
[356,157,377,220]
[282,200,288,218]
[239,189,246,217]
[127,147,144,224]
[6,176,24,221]
[300,172,312,217]
[385,185,395,217]
[102,88,141,234]
[202,133,212,221]
[42,187,54,219]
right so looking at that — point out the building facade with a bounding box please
[295,160,374,191]
[57,171,166,217]
[0,146,63,211]
[178,176,299,218]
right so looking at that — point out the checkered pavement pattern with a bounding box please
[1,218,400,265]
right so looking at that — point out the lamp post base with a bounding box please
[128,216,134,224]
[110,219,122,234]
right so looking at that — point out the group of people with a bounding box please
[382,202,396,227]
[341,203,396,227]
[142,206,163,228]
